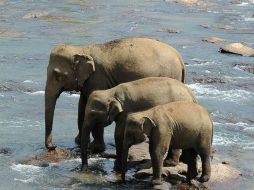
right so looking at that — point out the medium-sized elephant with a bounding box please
[121,101,213,185]
[81,77,197,171]
[45,37,185,150]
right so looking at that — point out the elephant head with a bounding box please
[121,115,155,182]
[80,92,123,170]
[45,45,95,149]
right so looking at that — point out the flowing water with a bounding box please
[0,0,253,189]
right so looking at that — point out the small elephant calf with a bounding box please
[122,101,213,185]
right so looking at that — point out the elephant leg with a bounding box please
[76,93,87,145]
[150,136,169,185]
[198,146,211,182]
[182,149,198,180]
[114,121,125,172]
[90,127,105,153]
[163,148,181,167]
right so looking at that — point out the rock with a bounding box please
[220,43,254,57]
[0,28,23,38]
[164,0,216,7]
[202,37,225,43]
[0,147,13,155]
[222,161,230,165]
[153,181,172,190]
[21,147,117,167]
[135,163,242,190]
[159,28,181,34]
[200,24,234,30]
[192,77,226,84]
[128,141,150,161]
[134,162,188,179]
[23,11,49,19]
[233,62,254,74]
[21,147,76,166]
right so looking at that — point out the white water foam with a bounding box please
[63,92,80,98]
[212,121,254,149]
[188,83,253,102]
[237,2,249,6]
[244,17,254,22]
[11,163,44,184]
[26,91,80,98]
[27,91,45,95]
[188,58,217,67]
[23,80,36,84]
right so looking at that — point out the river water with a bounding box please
[0,0,253,189]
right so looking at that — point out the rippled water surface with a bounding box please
[0,0,254,189]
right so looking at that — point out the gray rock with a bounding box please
[23,11,49,19]
[220,43,254,57]
[164,0,216,7]
[153,181,172,190]
[202,37,225,43]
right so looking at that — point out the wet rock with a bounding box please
[0,147,13,155]
[22,147,116,167]
[233,62,254,74]
[21,147,77,166]
[134,162,188,179]
[192,77,226,84]
[0,28,23,38]
[0,81,32,93]
[128,141,150,161]
[23,11,49,19]
[219,43,254,57]
[159,28,181,34]
[165,0,216,7]
[222,161,230,165]
[200,24,234,30]
[202,37,225,43]
[153,181,172,190]
[136,163,242,189]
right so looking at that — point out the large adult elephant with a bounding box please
[45,37,185,150]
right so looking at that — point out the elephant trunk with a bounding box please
[121,140,130,183]
[81,123,92,171]
[45,81,62,150]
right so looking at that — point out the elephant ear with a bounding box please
[107,97,123,122]
[73,54,95,88]
[142,117,156,137]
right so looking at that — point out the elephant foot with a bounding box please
[198,174,210,183]
[46,143,57,150]
[75,134,81,145]
[163,159,179,167]
[89,141,106,153]
[151,178,163,185]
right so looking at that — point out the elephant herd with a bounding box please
[44,37,213,185]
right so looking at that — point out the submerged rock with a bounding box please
[23,11,49,19]
[219,43,254,57]
[165,0,216,7]
[202,37,225,43]
[0,147,13,155]
[192,77,226,84]
[200,24,234,30]
[159,28,181,34]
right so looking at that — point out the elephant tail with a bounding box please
[181,67,185,83]
[210,117,214,161]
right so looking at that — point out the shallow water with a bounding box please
[0,0,254,189]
